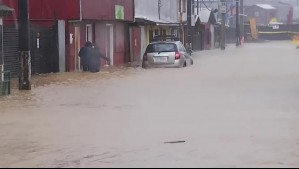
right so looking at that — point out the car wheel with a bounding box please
[183,61,187,67]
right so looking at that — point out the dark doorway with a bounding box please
[31,24,59,74]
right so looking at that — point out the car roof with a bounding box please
[149,41,181,45]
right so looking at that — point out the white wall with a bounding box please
[210,24,215,49]
[58,20,66,72]
[294,6,299,22]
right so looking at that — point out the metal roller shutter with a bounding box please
[3,27,19,78]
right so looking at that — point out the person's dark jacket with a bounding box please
[79,42,93,71]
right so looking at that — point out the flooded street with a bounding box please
[1,41,299,167]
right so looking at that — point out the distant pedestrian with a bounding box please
[89,46,110,73]
[79,42,93,72]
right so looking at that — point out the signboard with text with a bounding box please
[220,2,227,14]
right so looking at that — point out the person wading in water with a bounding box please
[89,46,110,73]
[79,42,93,72]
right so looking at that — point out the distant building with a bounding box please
[244,0,299,24]
[245,4,278,26]
[194,8,217,50]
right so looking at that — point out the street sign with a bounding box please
[220,2,227,14]
[273,25,280,30]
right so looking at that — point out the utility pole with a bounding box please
[0,14,3,76]
[18,0,31,90]
[240,0,244,41]
[197,0,199,14]
[158,0,161,20]
[220,0,226,50]
[236,0,240,46]
[187,0,192,50]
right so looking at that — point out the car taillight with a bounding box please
[143,53,148,61]
[175,52,181,60]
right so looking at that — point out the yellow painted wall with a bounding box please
[146,25,173,44]
[292,34,299,45]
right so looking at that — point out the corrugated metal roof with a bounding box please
[195,8,213,23]
[0,5,14,12]
[245,0,297,6]
[195,8,211,23]
[256,4,277,10]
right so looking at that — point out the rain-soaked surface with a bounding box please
[1,41,299,167]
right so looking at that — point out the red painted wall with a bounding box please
[3,0,80,20]
[3,0,134,22]
[67,24,75,71]
[95,22,128,66]
[131,27,142,62]
[3,0,133,71]
[114,22,125,65]
[82,0,134,22]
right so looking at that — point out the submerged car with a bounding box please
[142,41,194,68]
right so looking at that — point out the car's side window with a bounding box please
[178,44,183,52]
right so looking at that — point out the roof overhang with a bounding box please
[135,16,180,26]
[0,4,14,17]
[195,8,217,25]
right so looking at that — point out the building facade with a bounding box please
[133,0,180,65]
[68,0,134,71]
[245,4,278,26]
[2,0,135,75]
[194,8,217,50]
[3,0,80,75]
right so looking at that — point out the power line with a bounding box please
[201,0,212,11]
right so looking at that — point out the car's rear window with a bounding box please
[146,43,177,53]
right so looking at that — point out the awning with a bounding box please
[135,16,180,26]
[0,4,14,17]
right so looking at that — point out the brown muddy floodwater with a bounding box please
[1,42,299,168]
